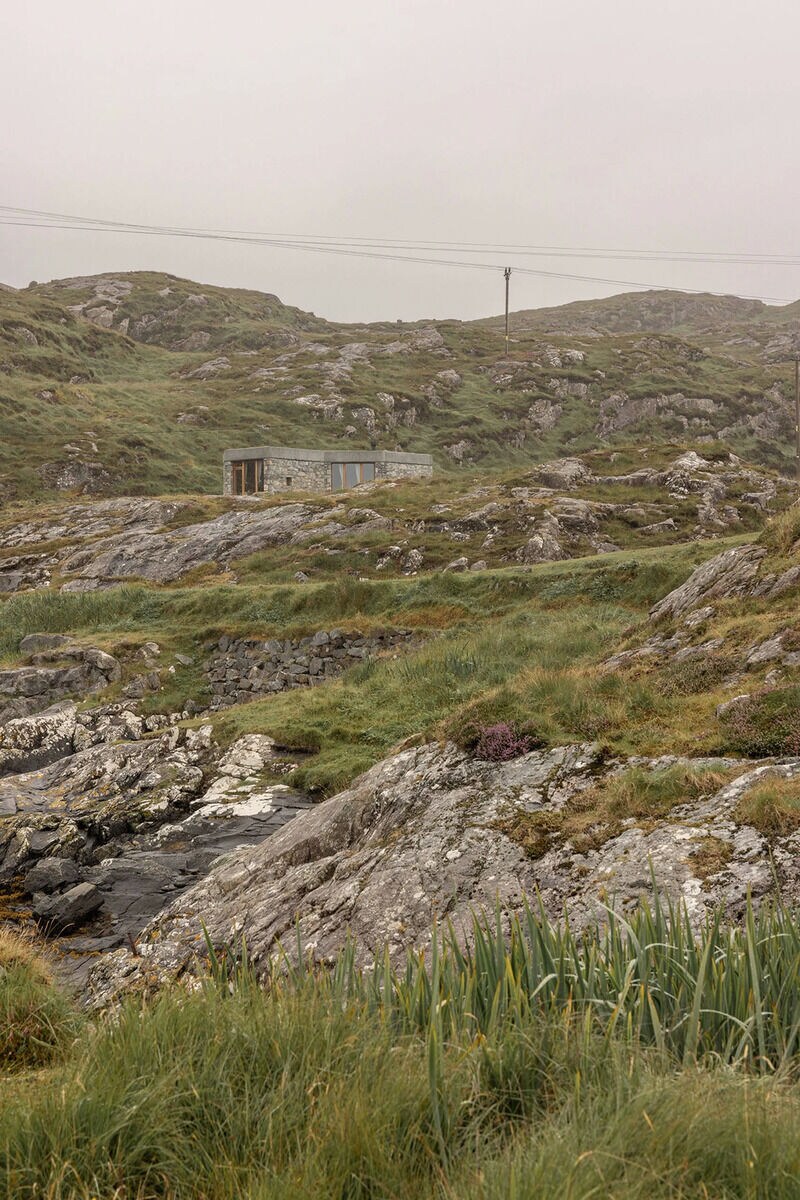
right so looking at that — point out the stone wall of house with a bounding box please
[264,458,329,494]
[379,459,434,482]
[223,450,433,495]
[204,627,413,707]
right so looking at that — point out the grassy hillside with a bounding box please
[1,435,800,1195]
[1,274,799,499]
[478,287,774,335]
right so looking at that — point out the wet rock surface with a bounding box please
[0,702,313,983]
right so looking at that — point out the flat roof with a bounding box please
[223,445,433,466]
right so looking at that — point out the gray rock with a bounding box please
[518,514,566,564]
[90,744,800,1001]
[746,633,787,666]
[24,856,80,894]
[650,544,768,623]
[59,504,325,586]
[33,882,103,931]
[534,458,594,490]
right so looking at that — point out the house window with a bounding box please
[230,459,264,494]
[330,462,376,490]
[285,476,293,488]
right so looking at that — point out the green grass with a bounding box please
[8,897,800,1197]
[0,536,756,793]
[0,929,80,1072]
[3,272,800,501]
[497,762,738,856]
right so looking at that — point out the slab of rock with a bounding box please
[87,742,800,1002]
[58,503,325,586]
[649,544,767,623]
[33,882,103,931]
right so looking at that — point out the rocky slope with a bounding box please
[90,740,800,1002]
[87,528,800,1001]
[0,365,799,1002]
[2,273,800,498]
[0,448,790,594]
[0,695,313,981]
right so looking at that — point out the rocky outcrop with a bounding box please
[533,457,594,490]
[650,545,768,622]
[89,741,800,1001]
[0,707,314,968]
[180,357,230,380]
[205,628,414,707]
[0,644,121,723]
[0,701,79,776]
[0,497,189,551]
[57,503,325,587]
[650,538,800,624]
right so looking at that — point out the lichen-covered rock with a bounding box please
[58,503,324,585]
[650,545,768,623]
[0,701,78,776]
[87,742,800,1002]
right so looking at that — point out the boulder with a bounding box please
[33,882,103,931]
[24,856,80,894]
[534,458,594,490]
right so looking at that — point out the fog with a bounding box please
[2,0,799,321]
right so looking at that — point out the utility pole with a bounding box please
[504,267,512,357]
[795,354,800,482]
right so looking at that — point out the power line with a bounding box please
[0,205,793,304]
[2,204,799,264]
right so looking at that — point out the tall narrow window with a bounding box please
[230,460,263,494]
[331,462,375,490]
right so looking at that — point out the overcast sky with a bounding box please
[1,0,799,322]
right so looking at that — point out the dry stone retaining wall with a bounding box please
[205,627,413,708]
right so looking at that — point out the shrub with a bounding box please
[474,722,536,761]
[719,686,800,757]
[658,653,739,696]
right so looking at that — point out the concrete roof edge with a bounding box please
[223,446,433,465]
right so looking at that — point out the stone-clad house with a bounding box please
[223,445,433,495]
